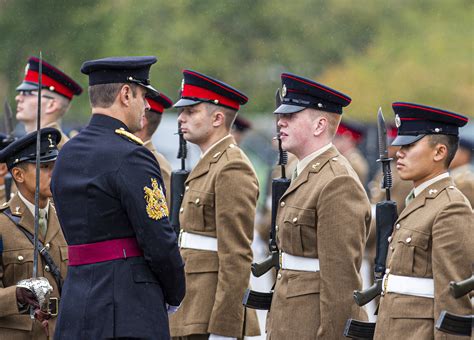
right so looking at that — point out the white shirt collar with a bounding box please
[200,134,231,159]
[296,143,333,176]
[17,191,50,219]
[414,172,450,197]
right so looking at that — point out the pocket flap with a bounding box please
[0,314,33,331]
[185,252,219,273]
[187,190,215,207]
[397,230,430,250]
[390,295,434,318]
[2,249,34,264]
[59,245,68,261]
[283,207,315,226]
[286,272,320,298]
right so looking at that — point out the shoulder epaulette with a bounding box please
[115,128,144,146]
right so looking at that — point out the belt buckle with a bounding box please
[49,297,59,317]
[382,273,389,296]
[278,250,282,269]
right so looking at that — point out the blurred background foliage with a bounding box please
[0,0,472,125]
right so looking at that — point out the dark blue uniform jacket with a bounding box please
[51,114,185,339]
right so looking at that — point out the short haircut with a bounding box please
[203,103,237,130]
[427,134,459,168]
[307,108,342,136]
[88,83,138,108]
[143,111,162,139]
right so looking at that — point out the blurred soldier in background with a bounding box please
[449,135,474,207]
[334,119,369,185]
[134,92,174,206]
[230,115,252,145]
[0,128,66,339]
[15,56,82,148]
[0,134,15,204]
[374,102,473,339]
[170,69,260,339]
[266,73,370,339]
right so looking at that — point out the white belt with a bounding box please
[179,231,218,252]
[383,273,434,298]
[280,252,320,272]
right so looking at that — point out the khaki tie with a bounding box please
[405,190,415,207]
[39,209,47,239]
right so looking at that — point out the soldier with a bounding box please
[231,115,252,145]
[266,73,371,339]
[0,128,66,339]
[334,119,369,185]
[374,102,473,339]
[134,92,174,206]
[50,56,185,339]
[169,69,260,339]
[450,136,474,206]
[15,56,83,148]
[0,134,15,204]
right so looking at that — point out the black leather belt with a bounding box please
[49,297,59,317]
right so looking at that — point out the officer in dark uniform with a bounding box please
[50,56,185,339]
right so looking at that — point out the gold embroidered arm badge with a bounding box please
[144,178,169,220]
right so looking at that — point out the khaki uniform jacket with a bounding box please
[143,139,172,207]
[169,135,260,338]
[451,164,474,208]
[0,182,17,205]
[0,194,68,340]
[267,146,371,340]
[374,177,473,340]
[45,122,69,150]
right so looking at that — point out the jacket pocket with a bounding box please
[286,272,320,298]
[184,190,215,232]
[2,249,34,285]
[282,206,316,256]
[394,228,430,275]
[388,295,434,337]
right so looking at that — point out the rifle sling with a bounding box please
[3,208,63,294]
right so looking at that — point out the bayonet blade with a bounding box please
[377,107,389,160]
[3,99,14,137]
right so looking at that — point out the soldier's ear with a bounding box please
[312,115,327,137]
[11,167,25,183]
[119,85,132,107]
[212,110,225,127]
[433,143,448,163]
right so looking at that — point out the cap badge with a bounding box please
[281,84,287,98]
[395,114,401,128]
[48,134,54,148]
[181,79,185,92]
[24,63,29,75]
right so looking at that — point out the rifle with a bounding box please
[243,89,291,310]
[169,122,190,236]
[345,108,398,338]
[3,98,16,201]
[435,274,473,337]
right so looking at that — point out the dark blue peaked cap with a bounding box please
[274,73,351,114]
[0,128,61,169]
[391,102,469,146]
[0,133,15,151]
[81,56,159,96]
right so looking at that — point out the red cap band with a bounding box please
[337,124,362,142]
[147,98,164,113]
[182,84,240,110]
[24,69,75,99]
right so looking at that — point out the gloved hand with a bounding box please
[166,303,180,315]
[209,334,237,340]
[16,287,40,309]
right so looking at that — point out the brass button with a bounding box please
[45,243,50,250]
[390,246,394,251]
[388,236,392,243]
[395,223,401,230]
[45,265,50,272]
[406,237,412,243]
[17,255,24,262]
[275,225,279,231]
[332,157,338,161]
[179,207,184,213]
[195,198,200,204]
[213,152,221,158]
[277,273,282,280]
[292,217,298,223]
[385,268,390,274]
[229,143,235,148]
[280,201,285,207]
[185,186,189,192]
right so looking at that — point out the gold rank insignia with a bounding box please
[144,178,169,220]
[115,128,144,145]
